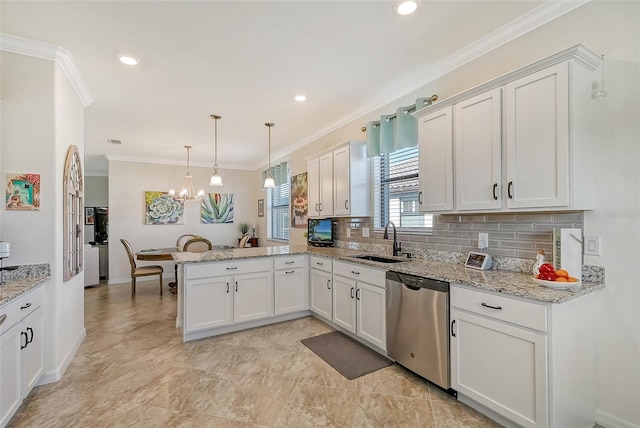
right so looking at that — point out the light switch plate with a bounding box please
[478,232,489,249]
[362,227,369,238]
[584,236,601,256]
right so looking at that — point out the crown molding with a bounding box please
[0,33,94,107]
[286,0,592,151]
[104,154,254,171]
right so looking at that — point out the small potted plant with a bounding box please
[238,222,250,237]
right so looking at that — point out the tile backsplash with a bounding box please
[333,212,594,275]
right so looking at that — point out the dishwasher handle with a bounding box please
[403,283,421,291]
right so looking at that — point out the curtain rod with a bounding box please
[361,94,438,132]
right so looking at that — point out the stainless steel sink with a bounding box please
[352,254,405,264]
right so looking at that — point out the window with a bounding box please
[373,146,432,230]
[63,145,84,281]
[267,169,290,241]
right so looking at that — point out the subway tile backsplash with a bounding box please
[334,212,587,274]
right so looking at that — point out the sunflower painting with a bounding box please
[202,193,234,224]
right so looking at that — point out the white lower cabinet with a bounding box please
[183,258,273,335]
[309,256,333,321]
[274,256,309,316]
[450,284,598,428]
[332,261,386,351]
[0,285,45,428]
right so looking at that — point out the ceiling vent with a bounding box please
[107,139,122,145]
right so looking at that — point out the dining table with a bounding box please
[135,247,181,293]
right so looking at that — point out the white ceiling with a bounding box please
[2,0,576,176]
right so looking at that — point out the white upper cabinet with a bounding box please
[416,106,454,212]
[308,140,370,218]
[455,88,503,211]
[414,44,600,214]
[505,63,570,209]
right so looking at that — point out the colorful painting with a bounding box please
[202,193,234,224]
[145,191,184,225]
[6,173,40,210]
[291,172,308,228]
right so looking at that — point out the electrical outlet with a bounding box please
[362,227,369,238]
[584,236,601,256]
[478,232,489,249]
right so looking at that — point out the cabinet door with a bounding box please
[319,152,334,216]
[274,268,308,316]
[21,306,44,398]
[333,145,350,216]
[332,275,356,334]
[310,269,332,321]
[234,272,274,323]
[307,157,321,218]
[505,62,569,209]
[417,106,454,211]
[0,323,21,427]
[455,88,503,211]
[184,275,233,332]
[451,309,548,428]
[356,282,386,351]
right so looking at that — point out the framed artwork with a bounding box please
[85,207,95,225]
[6,173,40,210]
[258,199,264,217]
[145,191,184,225]
[201,193,234,224]
[290,172,308,228]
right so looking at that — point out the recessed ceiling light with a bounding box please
[295,95,307,102]
[117,54,139,66]
[395,0,419,16]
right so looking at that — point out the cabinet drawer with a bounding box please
[451,285,548,332]
[186,258,272,279]
[333,261,385,287]
[274,255,306,270]
[310,256,332,273]
[0,286,44,335]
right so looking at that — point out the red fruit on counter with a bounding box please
[538,271,557,281]
[539,263,556,274]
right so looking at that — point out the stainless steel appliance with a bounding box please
[386,271,451,391]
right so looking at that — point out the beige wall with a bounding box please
[261,2,640,425]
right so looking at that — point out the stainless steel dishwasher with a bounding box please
[386,271,451,391]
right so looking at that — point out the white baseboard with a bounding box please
[37,327,86,385]
[596,409,640,428]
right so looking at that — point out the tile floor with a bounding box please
[9,282,502,428]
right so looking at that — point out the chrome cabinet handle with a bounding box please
[21,302,32,310]
[481,302,503,310]
[344,200,348,210]
[0,314,6,326]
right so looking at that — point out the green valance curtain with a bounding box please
[261,161,289,186]
[365,96,435,158]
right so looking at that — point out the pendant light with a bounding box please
[209,114,223,186]
[592,54,608,101]
[263,122,275,189]
[169,145,204,200]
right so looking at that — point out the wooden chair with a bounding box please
[120,239,164,296]
[176,234,195,251]
[183,238,213,252]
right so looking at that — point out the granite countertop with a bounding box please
[0,264,50,307]
[175,245,604,304]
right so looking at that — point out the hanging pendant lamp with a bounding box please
[263,122,275,189]
[209,114,223,186]
[169,145,204,200]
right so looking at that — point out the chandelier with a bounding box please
[169,145,204,200]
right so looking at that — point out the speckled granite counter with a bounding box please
[0,264,50,307]
[175,246,603,304]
